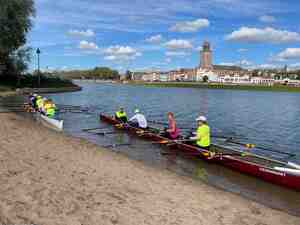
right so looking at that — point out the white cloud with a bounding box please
[103,45,141,61]
[170,18,209,32]
[79,40,99,50]
[67,29,95,38]
[165,58,172,63]
[225,27,300,44]
[276,48,300,60]
[219,62,235,66]
[220,59,253,67]
[146,34,163,44]
[165,51,190,57]
[259,15,276,23]
[238,48,248,52]
[164,39,193,50]
[257,64,281,69]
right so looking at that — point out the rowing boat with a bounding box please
[36,113,63,131]
[100,114,300,190]
[34,111,63,131]
[25,104,64,131]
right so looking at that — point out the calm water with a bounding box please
[36,81,300,216]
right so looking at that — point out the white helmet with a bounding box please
[196,116,207,122]
[134,109,140,113]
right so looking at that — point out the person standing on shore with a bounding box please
[189,116,211,150]
[115,107,128,123]
[128,109,147,129]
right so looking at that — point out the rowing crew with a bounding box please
[28,93,57,118]
[114,107,211,150]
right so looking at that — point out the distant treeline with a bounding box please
[0,73,76,88]
[56,67,120,80]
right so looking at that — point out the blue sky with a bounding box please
[28,0,300,72]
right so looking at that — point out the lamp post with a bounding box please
[36,48,41,87]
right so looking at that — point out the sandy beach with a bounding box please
[0,111,299,225]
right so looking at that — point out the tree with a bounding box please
[125,70,132,80]
[0,0,35,74]
[202,75,209,83]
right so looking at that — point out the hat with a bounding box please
[33,94,37,97]
[196,116,207,122]
[134,109,140,113]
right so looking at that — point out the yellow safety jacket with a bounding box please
[36,98,44,109]
[46,107,55,118]
[196,124,211,147]
[115,111,127,118]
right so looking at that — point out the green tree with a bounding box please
[0,0,35,74]
[125,70,132,80]
[202,75,209,83]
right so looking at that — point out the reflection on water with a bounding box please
[17,81,300,216]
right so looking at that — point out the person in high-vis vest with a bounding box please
[46,106,56,118]
[115,107,128,123]
[44,99,56,118]
[36,96,44,113]
[190,116,211,150]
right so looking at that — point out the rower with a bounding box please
[36,96,44,113]
[128,109,147,129]
[115,107,128,123]
[45,99,56,118]
[189,116,211,150]
[164,112,180,140]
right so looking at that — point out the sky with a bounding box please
[28,0,300,72]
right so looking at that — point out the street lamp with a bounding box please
[36,48,41,87]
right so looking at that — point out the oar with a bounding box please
[82,127,107,132]
[225,139,296,157]
[94,131,120,135]
[102,143,132,148]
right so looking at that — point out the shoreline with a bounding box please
[132,81,300,93]
[0,112,298,224]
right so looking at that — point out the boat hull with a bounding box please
[36,113,63,131]
[100,114,300,190]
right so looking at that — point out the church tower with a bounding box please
[200,41,213,69]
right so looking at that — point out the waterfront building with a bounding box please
[195,41,250,82]
[251,77,275,86]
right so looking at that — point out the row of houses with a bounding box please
[134,70,300,86]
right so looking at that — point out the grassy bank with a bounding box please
[135,82,300,92]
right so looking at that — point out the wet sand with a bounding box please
[0,112,299,225]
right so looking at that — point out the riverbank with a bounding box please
[0,112,298,224]
[135,82,300,92]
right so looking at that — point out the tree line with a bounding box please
[56,67,120,80]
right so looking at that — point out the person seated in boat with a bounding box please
[164,112,180,139]
[128,109,147,129]
[44,99,56,118]
[189,116,211,151]
[36,96,44,113]
[115,107,128,123]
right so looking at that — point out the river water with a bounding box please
[21,81,300,216]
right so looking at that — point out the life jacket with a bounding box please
[46,107,55,118]
[196,124,211,147]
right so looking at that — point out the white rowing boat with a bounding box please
[36,112,64,131]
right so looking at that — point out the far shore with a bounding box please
[132,81,300,92]
[0,111,299,224]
